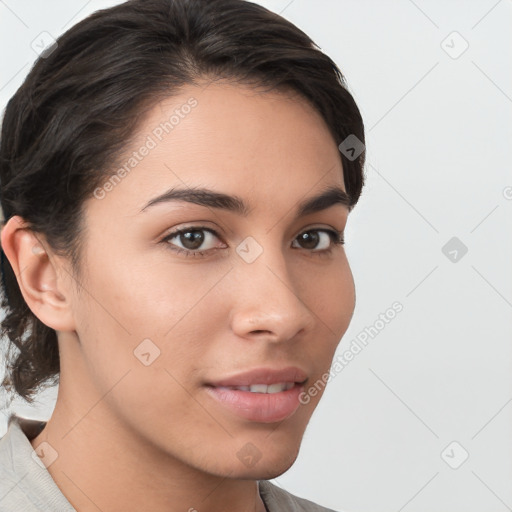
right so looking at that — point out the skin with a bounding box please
[1,80,356,512]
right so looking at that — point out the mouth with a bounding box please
[212,382,297,393]
[204,366,308,423]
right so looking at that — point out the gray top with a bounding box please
[0,414,339,511]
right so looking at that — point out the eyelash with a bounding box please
[160,226,345,258]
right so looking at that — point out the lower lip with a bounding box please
[204,383,305,423]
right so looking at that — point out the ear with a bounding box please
[0,215,76,332]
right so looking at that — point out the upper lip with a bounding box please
[206,366,308,387]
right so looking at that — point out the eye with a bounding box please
[292,229,344,252]
[161,227,225,257]
[160,226,344,258]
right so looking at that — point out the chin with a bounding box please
[252,460,297,480]
[228,443,301,480]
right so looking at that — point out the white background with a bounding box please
[1,1,511,511]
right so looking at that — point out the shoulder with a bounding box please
[0,415,37,510]
[0,414,75,511]
[258,480,342,512]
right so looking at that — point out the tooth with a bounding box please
[249,384,268,393]
[267,383,286,393]
[218,382,295,393]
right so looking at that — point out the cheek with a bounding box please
[73,248,229,384]
[68,257,240,455]
[299,253,355,333]
[71,263,219,441]
[296,256,355,376]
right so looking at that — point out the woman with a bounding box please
[0,0,365,510]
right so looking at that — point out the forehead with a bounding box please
[87,81,345,216]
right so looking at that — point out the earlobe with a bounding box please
[0,215,76,332]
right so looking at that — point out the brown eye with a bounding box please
[292,229,342,251]
[178,230,205,250]
[161,226,343,259]
[297,231,320,250]
[162,227,223,254]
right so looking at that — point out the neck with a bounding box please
[29,367,268,512]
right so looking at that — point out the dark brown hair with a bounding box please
[0,0,365,403]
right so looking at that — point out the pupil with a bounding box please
[300,232,318,249]
[181,231,204,250]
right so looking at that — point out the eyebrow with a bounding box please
[140,184,352,217]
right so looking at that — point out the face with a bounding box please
[62,81,356,479]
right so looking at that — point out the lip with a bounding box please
[204,366,308,423]
[206,366,308,387]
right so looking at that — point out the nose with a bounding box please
[228,246,317,343]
